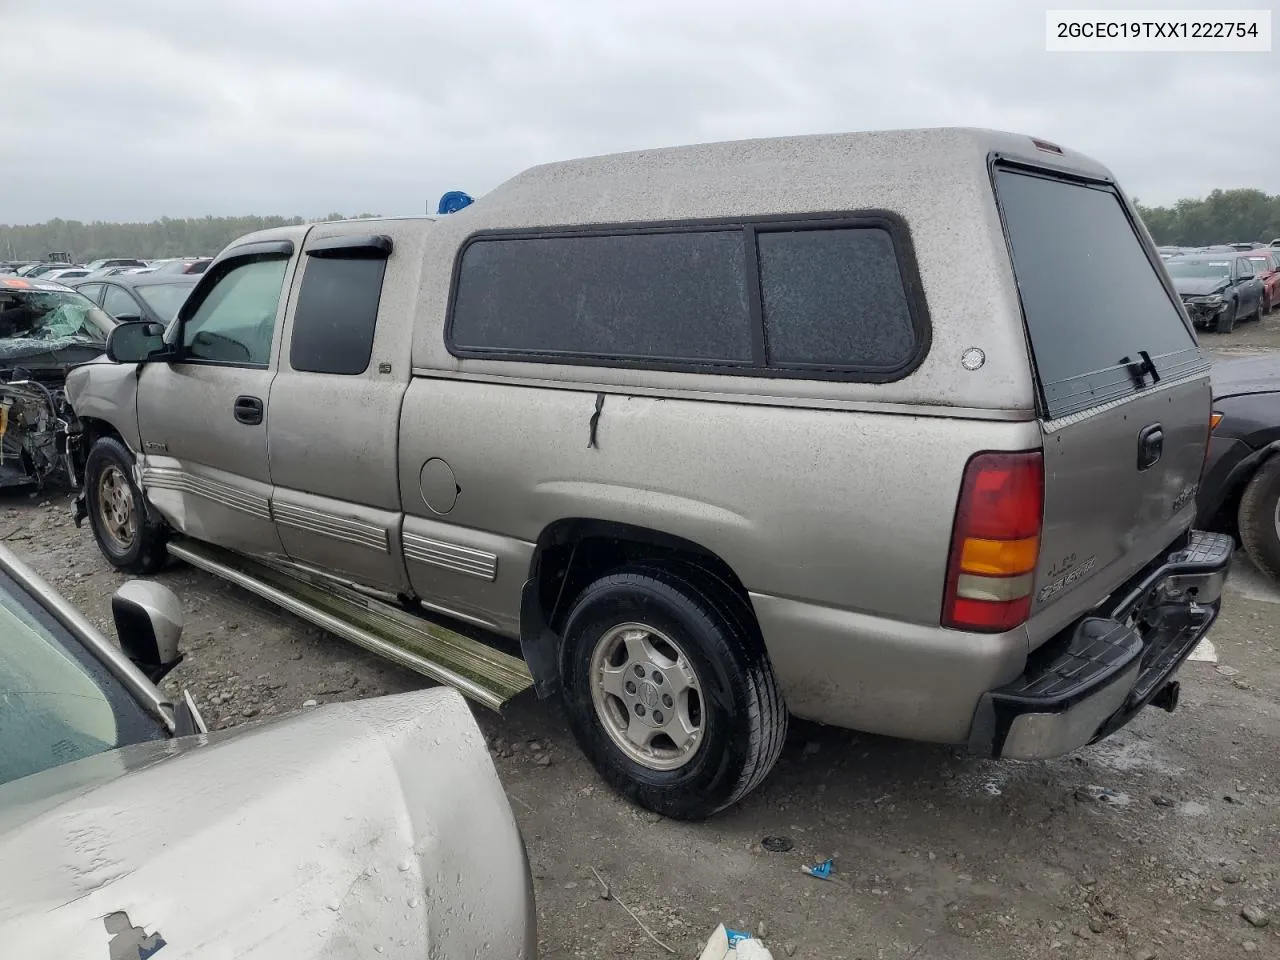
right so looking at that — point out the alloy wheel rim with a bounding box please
[97,464,137,551]
[588,622,705,771]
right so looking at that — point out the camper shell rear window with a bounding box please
[993,165,1202,420]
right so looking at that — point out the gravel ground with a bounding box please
[7,319,1280,960]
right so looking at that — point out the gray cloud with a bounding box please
[3,0,1276,223]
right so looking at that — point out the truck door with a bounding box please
[136,236,303,558]
[264,225,415,595]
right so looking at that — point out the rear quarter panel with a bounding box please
[397,377,1043,628]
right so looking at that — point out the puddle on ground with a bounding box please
[1088,731,1184,778]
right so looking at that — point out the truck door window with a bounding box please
[182,257,288,366]
[289,255,388,375]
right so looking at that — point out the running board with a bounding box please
[166,540,533,712]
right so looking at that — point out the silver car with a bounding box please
[67,128,1231,820]
[0,545,536,958]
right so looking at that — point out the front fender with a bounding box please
[66,359,143,454]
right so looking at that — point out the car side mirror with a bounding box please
[105,320,171,363]
[112,580,184,683]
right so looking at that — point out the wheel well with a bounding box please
[517,519,753,698]
[1208,451,1280,548]
[73,417,127,483]
[533,519,749,631]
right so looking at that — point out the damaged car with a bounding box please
[1165,253,1266,333]
[0,278,114,490]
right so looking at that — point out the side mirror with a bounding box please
[112,580,184,683]
[105,320,171,364]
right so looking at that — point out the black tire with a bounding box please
[1248,296,1264,322]
[1238,455,1280,582]
[1215,301,1237,333]
[84,436,167,573]
[558,564,787,820]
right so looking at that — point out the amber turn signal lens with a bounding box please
[959,536,1040,577]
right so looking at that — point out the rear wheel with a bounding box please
[1238,456,1280,582]
[558,564,787,820]
[84,437,167,573]
[1248,296,1264,322]
[1215,300,1237,333]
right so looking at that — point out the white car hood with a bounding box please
[0,688,535,959]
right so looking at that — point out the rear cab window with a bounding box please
[448,218,929,381]
[289,237,393,376]
[993,167,1199,419]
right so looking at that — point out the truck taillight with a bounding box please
[942,451,1044,632]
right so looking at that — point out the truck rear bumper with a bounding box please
[967,530,1232,760]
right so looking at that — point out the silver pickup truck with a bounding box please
[66,128,1232,820]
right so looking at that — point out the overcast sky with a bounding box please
[3,0,1275,224]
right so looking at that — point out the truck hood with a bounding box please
[1212,353,1280,400]
[1172,276,1229,297]
[0,688,534,960]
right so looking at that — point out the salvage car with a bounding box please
[0,277,115,489]
[0,542,537,959]
[1165,252,1266,332]
[1239,249,1280,315]
[73,273,198,325]
[39,268,93,284]
[84,258,149,273]
[66,129,1232,819]
[1196,354,1280,581]
[149,257,213,276]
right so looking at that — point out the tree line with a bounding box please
[1135,189,1280,247]
[0,213,381,262]
[2,189,1278,261]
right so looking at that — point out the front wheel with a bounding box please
[1238,455,1280,582]
[1215,301,1237,333]
[84,436,168,573]
[559,565,787,820]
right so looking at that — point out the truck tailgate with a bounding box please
[1036,376,1210,615]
